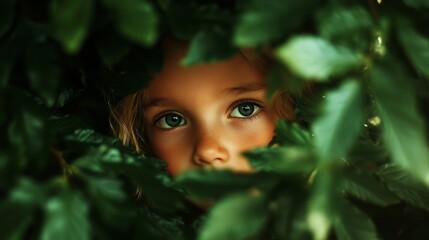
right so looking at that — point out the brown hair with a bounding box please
[110,46,297,153]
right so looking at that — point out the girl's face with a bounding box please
[143,47,276,176]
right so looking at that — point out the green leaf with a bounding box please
[377,164,429,212]
[41,191,90,240]
[245,146,315,173]
[50,0,94,54]
[234,0,319,46]
[276,36,362,80]
[370,58,429,183]
[0,43,18,87]
[26,42,61,107]
[182,26,237,66]
[343,169,400,207]
[0,200,33,240]
[7,90,47,168]
[267,63,306,97]
[198,193,268,240]
[0,0,15,37]
[272,120,312,146]
[102,0,158,46]
[313,80,364,160]
[316,6,373,51]
[334,200,380,240]
[403,0,429,8]
[96,30,131,65]
[177,170,277,200]
[396,19,429,79]
[307,171,343,240]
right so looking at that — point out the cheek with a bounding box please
[231,116,275,150]
[149,131,192,175]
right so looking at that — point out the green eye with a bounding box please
[230,102,261,118]
[156,113,186,129]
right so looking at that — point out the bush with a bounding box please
[1,0,429,239]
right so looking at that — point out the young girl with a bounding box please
[110,40,295,177]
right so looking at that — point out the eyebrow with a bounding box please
[220,83,266,97]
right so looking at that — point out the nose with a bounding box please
[193,129,229,166]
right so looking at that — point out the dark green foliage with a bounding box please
[1,0,429,239]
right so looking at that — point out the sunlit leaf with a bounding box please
[343,169,399,207]
[276,36,362,80]
[313,80,364,160]
[378,164,429,211]
[234,0,319,46]
[370,58,429,183]
[102,0,158,46]
[396,18,429,79]
[182,26,237,66]
[199,193,268,240]
[41,191,90,240]
[50,0,94,54]
[334,200,380,240]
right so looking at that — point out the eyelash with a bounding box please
[228,99,264,120]
[153,99,264,130]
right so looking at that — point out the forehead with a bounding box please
[146,45,266,97]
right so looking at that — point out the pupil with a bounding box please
[239,104,254,116]
[166,114,181,126]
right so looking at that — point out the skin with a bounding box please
[143,47,276,176]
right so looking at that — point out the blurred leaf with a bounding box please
[102,0,158,46]
[182,26,237,66]
[50,0,94,54]
[334,200,379,240]
[397,19,429,79]
[347,140,388,163]
[313,80,364,160]
[166,3,232,40]
[234,0,318,46]
[245,146,315,173]
[10,178,47,205]
[7,90,47,169]
[267,63,306,97]
[26,42,61,107]
[272,120,312,146]
[307,171,343,240]
[403,0,429,8]
[378,164,429,212]
[276,36,362,80]
[0,0,15,37]
[316,6,372,51]
[0,43,18,86]
[96,30,131,65]
[177,170,277,200]
[41,191,90,240]
[343,169,400,207]
[198,193,268,240]
[370,58,429,183]
[0,200,33,240]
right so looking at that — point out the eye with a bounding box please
[156,113,186,129]
[229,101,261,118]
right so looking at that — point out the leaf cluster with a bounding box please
[1,0,429,239]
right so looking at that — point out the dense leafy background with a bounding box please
[1,0,429,239]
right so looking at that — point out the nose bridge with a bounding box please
[193,122,229,164]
